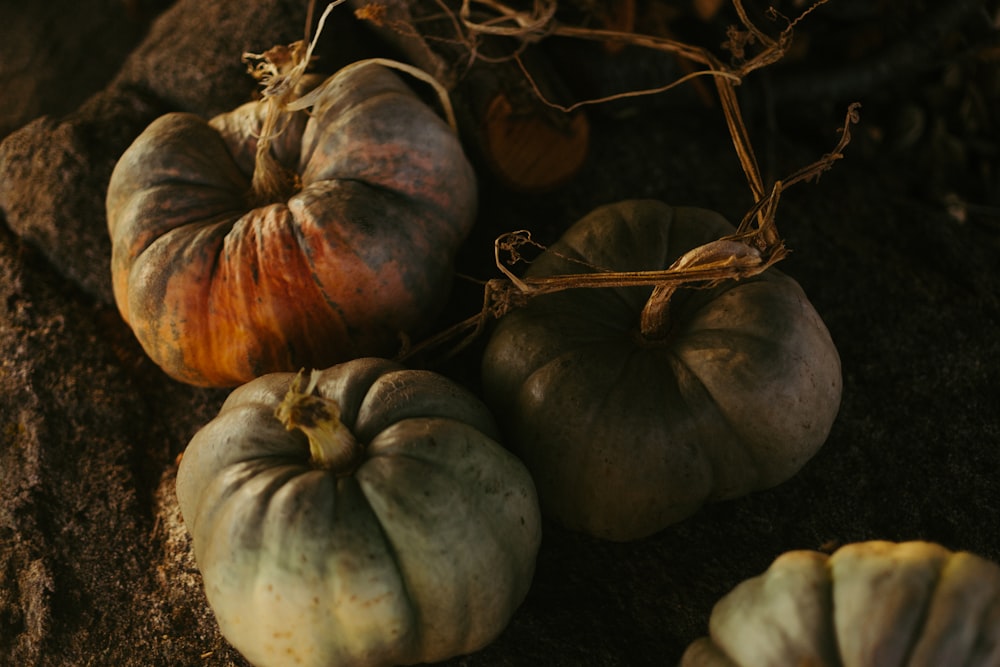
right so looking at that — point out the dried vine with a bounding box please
[354,0,859,363]
[398,101,857,362]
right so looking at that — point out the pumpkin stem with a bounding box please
[275,369,363,473]
[251,98,301,205]
[242,41,310,206]
[639,238,763,340]
[243,2,342,205]
[639,283,679,340]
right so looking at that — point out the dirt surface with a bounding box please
[1,1,999,665]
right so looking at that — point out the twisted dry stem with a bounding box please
[357,0,856,363]
[639,239,764,340]
[276,369,363,473]
[242,0,458,205]
[242,0,343,204]
[397,107,859,363]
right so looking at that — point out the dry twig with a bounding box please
[377,0,858,363]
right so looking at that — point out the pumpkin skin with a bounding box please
[175,357,542,667]
[480,199,842,541]
[681,540,1000,666]
[106,63,478,387]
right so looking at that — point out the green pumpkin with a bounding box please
[176,357,541,667]
[681,540,1000,666]
[481,199,842,541]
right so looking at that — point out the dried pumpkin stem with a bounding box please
[639,238,764,340]
[242,1,458,207]
[243,1,347,205]
[242,38,309,205]
[251,95,302,205]
[275,369,362,473]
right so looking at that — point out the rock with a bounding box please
[0,0,171,138]
[0,0,311,303]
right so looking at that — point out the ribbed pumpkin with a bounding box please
[481,199,842,541]
[176,357,542,667]
[681,540,1000,666]
[106,62,477,387]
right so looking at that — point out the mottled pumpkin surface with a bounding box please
[107,63,477,387]
[1,1,998,666]
[176,358,541,667]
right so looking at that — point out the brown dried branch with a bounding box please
[391,0,858,364]
[450,0,824,210]
[736,102,862,236]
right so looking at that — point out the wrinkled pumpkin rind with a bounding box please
[107,64,478,387]
[176,358,542,667]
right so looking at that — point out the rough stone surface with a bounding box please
[1,1,998,665]
[0,0,314,302]
[0,0,173,138]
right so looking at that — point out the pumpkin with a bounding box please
[681,540,1000,666]
[106,62,477,387]
[480,199,842,541]
[175,357,542,667]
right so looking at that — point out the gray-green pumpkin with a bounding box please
[481,199,842,541]
[681,540,1000,666]
[176,357,542,667]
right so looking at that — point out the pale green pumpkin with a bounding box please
[481,199,842,541]
[681,540,1000,666]
[176,357,542,667]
